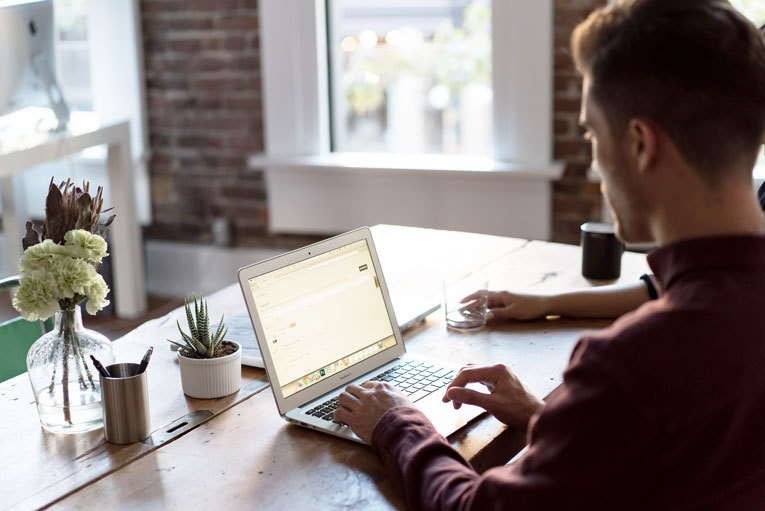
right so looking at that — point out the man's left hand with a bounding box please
[334,382,413,444]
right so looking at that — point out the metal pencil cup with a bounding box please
[100,363,151,444]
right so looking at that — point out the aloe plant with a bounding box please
[168,295,228,359]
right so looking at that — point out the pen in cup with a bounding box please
[90,355,111,378]
[138,347,154,374]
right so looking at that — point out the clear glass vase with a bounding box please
[26,306,114,434]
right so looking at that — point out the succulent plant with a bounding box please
[168,295,228,359]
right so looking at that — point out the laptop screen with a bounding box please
[246,239,397,399]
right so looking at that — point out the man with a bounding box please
[334,1,765,509]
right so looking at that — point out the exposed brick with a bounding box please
[216,15,259,31]
[141,0,188,14]
[551,0,608,243]
[554,140,589,159]
[187,0,239,11]
[554,118,572,136]
[553,96,582,112]
[555,7,596,26]
[141,0,265,245]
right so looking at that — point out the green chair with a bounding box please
[0,276,54,383]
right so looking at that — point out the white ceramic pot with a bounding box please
[178,341,242,399]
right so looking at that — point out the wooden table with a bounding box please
[0,226,650,510]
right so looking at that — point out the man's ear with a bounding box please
[626,118,658,174]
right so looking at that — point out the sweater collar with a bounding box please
[647,234,765,291]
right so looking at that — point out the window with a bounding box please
[260,0,553,163]
[257,1,559,240]
[327,0,492,156]
[54,0,92,111]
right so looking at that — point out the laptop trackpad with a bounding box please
[416,392,485,438]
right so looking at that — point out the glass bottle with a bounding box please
[26,306,114,434]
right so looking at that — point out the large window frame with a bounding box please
[254,0,561,240]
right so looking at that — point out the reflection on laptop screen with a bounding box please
[247,240,396,399]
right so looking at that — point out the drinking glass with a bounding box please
[443,271,489,331]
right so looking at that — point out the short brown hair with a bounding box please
[572,0,765,178]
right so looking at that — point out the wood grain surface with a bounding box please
[46,226,650,510]
[0,286,269,511]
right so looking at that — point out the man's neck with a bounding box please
[651,182,765,246]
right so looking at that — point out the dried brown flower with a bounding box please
[22,177,116,251]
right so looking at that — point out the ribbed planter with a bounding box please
[178,341,242,399]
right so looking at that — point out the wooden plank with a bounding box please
[0,285,269,511]
[55,386,405,511]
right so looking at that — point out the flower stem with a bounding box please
[61,321,72,425]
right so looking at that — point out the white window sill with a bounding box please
[249,152,564,240]
[248,152,563,180]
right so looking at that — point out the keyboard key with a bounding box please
[409,389,430,402]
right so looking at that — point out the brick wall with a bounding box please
[140,0,273,247]
[552,0,607,244]
[140,0,605,247]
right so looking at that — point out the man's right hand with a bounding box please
[442,363,543,432]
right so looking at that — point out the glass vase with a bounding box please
[26,306,114,434]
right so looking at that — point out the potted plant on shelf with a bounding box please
[168,295,241,399]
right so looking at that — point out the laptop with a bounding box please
[237,227,484,443]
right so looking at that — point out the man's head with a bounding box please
[571,0,765,242]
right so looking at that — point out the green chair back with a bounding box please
[0,276,54,383]
[0,317,54,382]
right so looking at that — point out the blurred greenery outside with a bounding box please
[337,2,492,154]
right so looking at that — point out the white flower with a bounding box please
[19,240,71,273]
[84,274,110,315]
[64,230,108,264]
[48,256,97,299]
[14,231,112,320]
[12,272,60,321]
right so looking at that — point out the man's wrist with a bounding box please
[371,406,434,451]
[536,294,555,317]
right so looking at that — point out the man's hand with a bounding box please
[443,364,543,431]
[334,381,414,444]
[462,290,550,321]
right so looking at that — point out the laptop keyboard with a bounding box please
[305,360,455,422]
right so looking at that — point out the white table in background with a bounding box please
[0,110,147,318]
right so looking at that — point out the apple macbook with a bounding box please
[237,227,483,443]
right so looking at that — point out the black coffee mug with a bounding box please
[580,222,624,280]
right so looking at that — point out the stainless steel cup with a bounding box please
[100,363,151,444]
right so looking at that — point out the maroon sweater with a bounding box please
[372,235,765,510]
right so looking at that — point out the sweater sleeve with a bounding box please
[371,339,648,511]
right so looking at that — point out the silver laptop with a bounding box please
[237,227,484,443]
